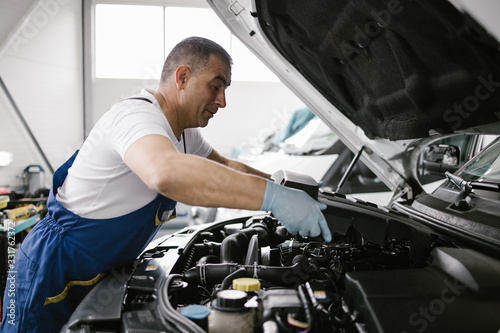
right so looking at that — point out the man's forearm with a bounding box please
[150,153,268,210]
[206,149,271,180]
[225,159,272,180]
[125,135,270,210]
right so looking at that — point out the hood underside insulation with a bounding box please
[255,0,500,140]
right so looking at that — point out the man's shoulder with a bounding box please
[107,97,160,121]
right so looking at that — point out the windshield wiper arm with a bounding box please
[444,171,500,209]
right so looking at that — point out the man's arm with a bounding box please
[125,134,331,241]
[207,149,272,180]
[124,134,266,209]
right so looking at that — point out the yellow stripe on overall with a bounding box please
[44,273,105,306]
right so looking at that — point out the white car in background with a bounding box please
[234,114,495,206]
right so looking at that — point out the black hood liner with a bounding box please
[255,0,500,140]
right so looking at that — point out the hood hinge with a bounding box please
[388,182,413,206]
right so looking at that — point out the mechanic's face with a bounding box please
[183,54,231,128]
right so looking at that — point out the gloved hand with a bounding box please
[260,180,332,242]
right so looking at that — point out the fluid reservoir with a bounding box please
[209,290,253,333]
[180,304,211,331]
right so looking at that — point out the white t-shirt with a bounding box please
[56,89,212,219]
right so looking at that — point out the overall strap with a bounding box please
[127,97,186,154]
[127,97,153,104]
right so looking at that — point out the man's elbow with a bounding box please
[142,166,175,195]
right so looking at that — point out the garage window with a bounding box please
[95,4,164,79]
[95,4,277,82]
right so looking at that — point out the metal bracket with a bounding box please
[388,182,413,206]
[229,1,244,16]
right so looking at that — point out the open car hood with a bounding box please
[208,0,500,200]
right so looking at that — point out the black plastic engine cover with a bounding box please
[343,247,500,332]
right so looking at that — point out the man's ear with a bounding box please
[175,65,191,89]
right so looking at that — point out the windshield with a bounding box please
[281,118,338,154]
[458,138,500,183]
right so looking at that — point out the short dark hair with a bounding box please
[160,36,232,83]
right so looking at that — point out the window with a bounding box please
[95,5,164,79]
[95,4,278,82]
[164,7,230,56]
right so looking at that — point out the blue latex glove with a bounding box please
[260,180,332,242]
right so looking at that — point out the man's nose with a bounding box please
[215,89,226,108]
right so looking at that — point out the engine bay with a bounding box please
[64,188,500,333]
[164,213,433,333]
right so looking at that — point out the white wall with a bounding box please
[0,0,83,190]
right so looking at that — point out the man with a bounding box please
[0,37,331,332]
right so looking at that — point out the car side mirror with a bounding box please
[421,144,460,176]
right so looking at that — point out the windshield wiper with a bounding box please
[444,171,500,210]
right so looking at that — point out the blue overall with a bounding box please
[0,151,177,332]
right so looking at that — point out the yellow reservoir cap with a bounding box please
[232,278,261,292]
